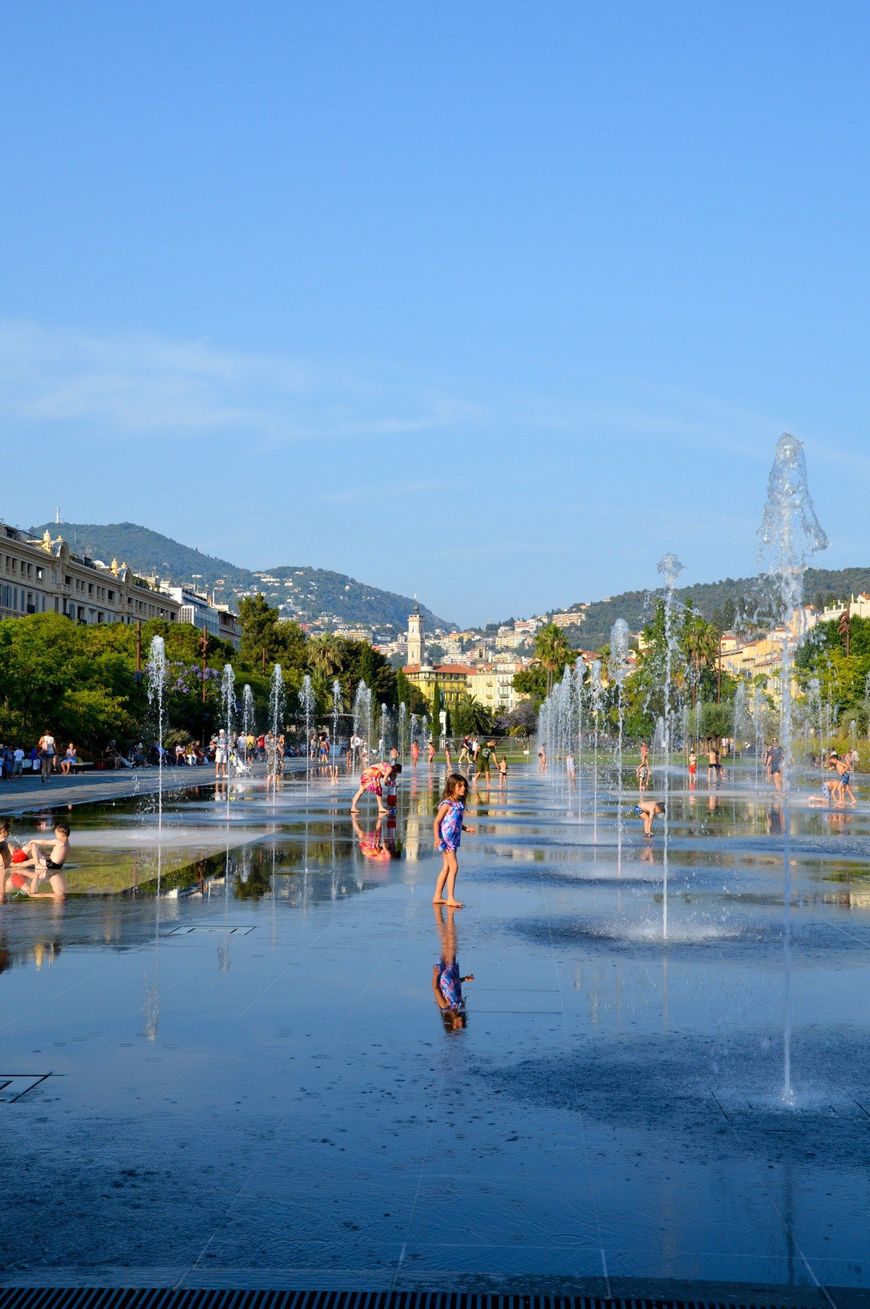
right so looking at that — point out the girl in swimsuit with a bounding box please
[432,773,476,908]
[350,762,399,816]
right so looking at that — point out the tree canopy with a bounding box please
[0,595,420,754]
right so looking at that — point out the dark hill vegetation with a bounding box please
[570,566,870,649]
[30,521,453,631]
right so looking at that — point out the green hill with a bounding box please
[568,566,870,649]
[30,521,453,632]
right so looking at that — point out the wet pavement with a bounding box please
[0,764,868,1306]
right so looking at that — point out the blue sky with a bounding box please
[2,2,868,626]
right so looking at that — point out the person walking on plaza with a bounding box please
[768,741,784,791]
[688,749,697,789]
[37,731,56,784]
[706,739,722,786]
[474,739,497,788]
[411,739,419,767]
[433,773,476,908]
[214,730,229,780]
[636,740,650,790]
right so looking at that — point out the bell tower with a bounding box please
[407,598,423,666]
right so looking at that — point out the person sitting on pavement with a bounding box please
[5,822,69,899]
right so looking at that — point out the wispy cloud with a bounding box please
[0,319,483,443]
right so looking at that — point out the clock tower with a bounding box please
[407,600,423,666]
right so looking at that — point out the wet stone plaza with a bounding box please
[1,764,869,1307]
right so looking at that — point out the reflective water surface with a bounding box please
[1,764,868,1304]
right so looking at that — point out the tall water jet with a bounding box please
[331,679,341,777]
[242,683,255,762]
[589,659,603,843]
[732,677,748,760]
[379,703,390,757]
[656,552,684,940]
[609,619,631,872]
[221,665,236,750]
[806,676,823,777]
[145,634,166,1041]
[352,680,368,771]
[751,683,766,790]
[269,664,285,742]
[758,432,828,1106]
[147,636,167,828]
[574,658,585,820]
[364,686,374,756]
[398,702,408,760]
[299,674,316,780]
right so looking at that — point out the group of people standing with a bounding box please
[0,733,78,783]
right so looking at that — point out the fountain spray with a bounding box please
[300,675,316,781]
[352,680,368,771]
[242,684,255,763]
[269,664,285,741]
[657,552,684,941]
[221,665,236,750]
[759,433,827,1105]
[575,658,585,821]
[398,702,408,760]
[609,619,631,874]
[145,635,166,1041]
[589,659,603,844]
[332,679,341,778]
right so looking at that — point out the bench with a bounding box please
[68,761,94,775]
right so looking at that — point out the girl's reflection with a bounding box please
[351,814,392,863]
[432,904,474,1032]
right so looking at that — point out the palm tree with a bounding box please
[308,635,344,680]
[534,623,575,694]
[453,694,495,737]
[681,613,720,708]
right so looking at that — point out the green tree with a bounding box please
[238,595,306,670]
[534,623,576,694]
[512,663,548,708]
[451,695,495,737]
[682,610,722,708]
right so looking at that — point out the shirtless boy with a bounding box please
[633,799,665,838]
[17,822,69,870]
[12,823,70,897]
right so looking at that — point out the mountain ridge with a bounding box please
[29,521,453,632]
[562,566,870,648]
[28,521,870,649]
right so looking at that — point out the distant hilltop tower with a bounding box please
[407,597,423,666]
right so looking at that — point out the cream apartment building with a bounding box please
[0,525,179,625]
